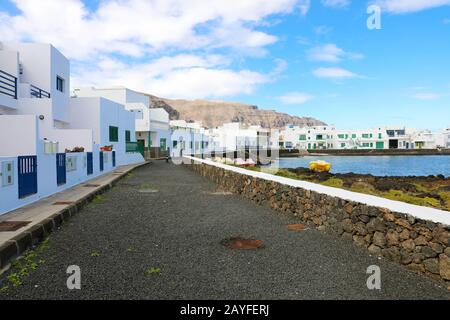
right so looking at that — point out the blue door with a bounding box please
[87,152,93,175]
[56,153,66,186]
[99,152,104,171]
[112,151,116,167]
[18,156,38,198]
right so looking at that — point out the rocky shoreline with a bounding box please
[256,167,450,212]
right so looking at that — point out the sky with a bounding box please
[1,0,450,130]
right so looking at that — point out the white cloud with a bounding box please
[0,0,304,99]
[307,44,363,63]
[376,0,450,14]
[312,67,361,79]
[71,54,283,99]
[321,0,350,8]
[1,0,303,59]
[298,0,311,15]
[279,92,314,104]
[314,25,333,35]
[412,93,442,100]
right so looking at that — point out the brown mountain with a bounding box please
[145,94,326,129]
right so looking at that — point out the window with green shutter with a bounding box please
[109,126,119,142]
[299,134,307,141]
[362,134,370,139]
[352,134,357,139]
[125,130,131,142]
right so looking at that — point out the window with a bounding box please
[109,126,119,142]
[352,134,357,139]
[341,143,346,148]
[316,135,324,140]
[173,141,178,148]
[131,109,143,119]
[299,134,307,141]
[378,133,383,139]
[125,130,131,142]
[56,76,65,93]
[362,134,370,139]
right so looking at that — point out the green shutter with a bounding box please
[125,130,131,142]
[109,126,119,142]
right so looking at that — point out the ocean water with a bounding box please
[275,155,450,177]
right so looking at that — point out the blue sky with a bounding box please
[1,0,450,130]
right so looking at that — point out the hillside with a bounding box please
[145,94,326,129]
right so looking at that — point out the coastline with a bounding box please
[279,149,450,157]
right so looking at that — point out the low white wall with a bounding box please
[0,115,38,156]
[0,142,143,215]
[185,156,450,226]
[46,128,94,152]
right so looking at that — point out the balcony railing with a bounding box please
[0,70,17,99]
[30,84,51,98]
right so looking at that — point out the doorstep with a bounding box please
[0,161,149,270]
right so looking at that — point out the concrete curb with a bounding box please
[0,161,150,271]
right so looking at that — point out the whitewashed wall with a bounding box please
[0,115,38,156]
[0,139,142,215]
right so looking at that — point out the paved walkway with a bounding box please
[0,162,146,263]
[0,161,449,299]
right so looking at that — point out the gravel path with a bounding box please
[1,161,449,300]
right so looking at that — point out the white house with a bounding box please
[0,42,143,215]
[170,120,212,157]
[280,125,338,150]
[72,86,171,157]
[209,123,276,152]
[280,124,449,151]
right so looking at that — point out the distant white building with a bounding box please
[209,122,277,152]
[72,86,171,157]
[280,124,449,150]
[0,42,143,215]
[170,120,211,157]
[280,125,337,150]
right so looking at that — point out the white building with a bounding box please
[209,122,276,152]
[170,120,211,157]
[280,125,337,150]
[0,42,143,215]
[280,124,449,151]
[72,87,171,157]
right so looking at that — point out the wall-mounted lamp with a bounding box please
[39,115,45,120]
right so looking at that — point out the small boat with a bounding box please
[244,159,256,167]
[309,160,332,173]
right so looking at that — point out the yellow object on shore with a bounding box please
[309,160,332,173]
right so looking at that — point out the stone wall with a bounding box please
[187,160,450,287]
